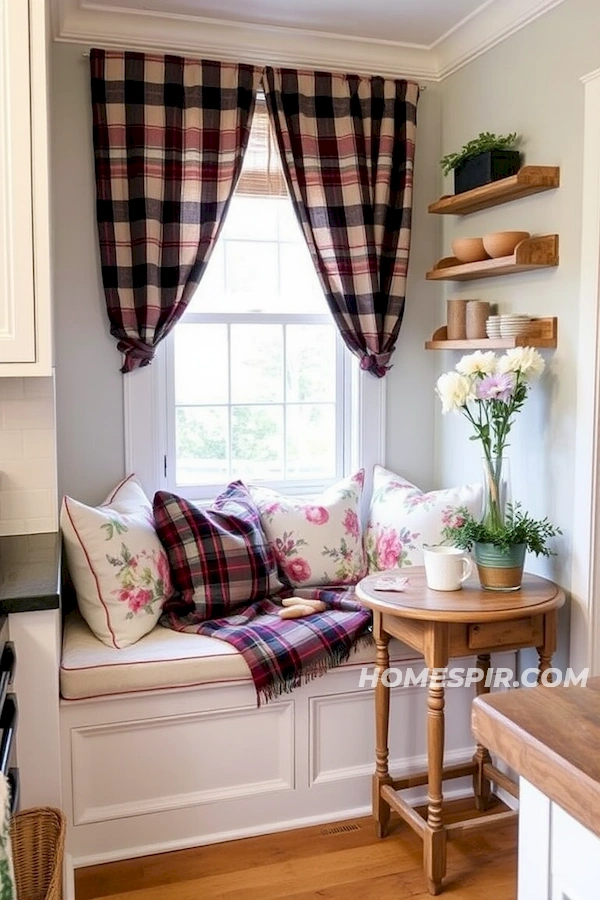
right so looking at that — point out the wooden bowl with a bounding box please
[482,231,530,258]
[451,237,489,263]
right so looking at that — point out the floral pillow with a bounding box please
[365,465,482,572]
[249,471,366,588]
[60,474,172,649]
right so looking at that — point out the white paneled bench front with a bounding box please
[59,609,488,877]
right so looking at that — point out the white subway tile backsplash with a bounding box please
[23,378,54,400]
[2,398,55,431]
[0,380,25,401]
[0,520,27,535]
[0,377,57,534]
[0,431,24,460]
[1,458,56,491]
[25,517,57,534]
[23,429,55,460]
[0,489,54,520]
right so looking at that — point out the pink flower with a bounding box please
[475,373,515,402]
[286,557,312,584]
[343,508,359,540]
[376,527,402,570]
[128,588,153,613]
[304,506,329,526]
[406,493,427,508]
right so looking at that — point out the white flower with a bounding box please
[497,347,545,380]
[435,371,474,413]
[456,351,497,377]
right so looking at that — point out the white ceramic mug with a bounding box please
[423,545,472,591]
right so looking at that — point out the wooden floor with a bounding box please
[75,799,517,900]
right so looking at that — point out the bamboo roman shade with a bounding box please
[236,97,288,198]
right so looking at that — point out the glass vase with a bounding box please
[480,456,511,530]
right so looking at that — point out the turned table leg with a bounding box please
[423,622,449,896]
[424,666,446,895]
[373,612,392,838]
[538,609,558,684]
[473,653,493,811]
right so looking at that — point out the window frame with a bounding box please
[124,94,385,503]
[124,339,385,504]
[166,310,348,501]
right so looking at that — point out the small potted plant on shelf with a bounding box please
[440,131,521,195]
[441,503,562,592]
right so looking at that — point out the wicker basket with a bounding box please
[9,807,66,900]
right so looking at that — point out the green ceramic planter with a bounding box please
[473,542,526,592]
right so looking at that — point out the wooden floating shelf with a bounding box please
[426,235,558,282]
[428,166,560,216]
[425,316,558,350]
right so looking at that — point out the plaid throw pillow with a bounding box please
[153,481,281,624]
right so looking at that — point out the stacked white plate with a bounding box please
[500,314,530,338]
[485,315,501,338]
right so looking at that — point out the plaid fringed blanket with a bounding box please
[162,587,372,705]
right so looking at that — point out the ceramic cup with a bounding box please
[423,545,473,591]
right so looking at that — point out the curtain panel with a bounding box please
[90,49,261,372]
[263,68,419,377]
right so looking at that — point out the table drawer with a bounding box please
[468,615,544,650]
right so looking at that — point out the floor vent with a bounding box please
[320,822,361,836]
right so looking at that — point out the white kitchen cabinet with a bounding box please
[0,0,52,375]
[519,778,600,900]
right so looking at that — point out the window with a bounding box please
[125,101,384,501]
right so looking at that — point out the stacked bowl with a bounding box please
[499,314,530,338]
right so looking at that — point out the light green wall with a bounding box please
[435,0,600,586]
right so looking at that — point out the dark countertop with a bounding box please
[0,533,61,614]
[472,677,600,839]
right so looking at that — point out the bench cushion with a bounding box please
[60,610,419,701]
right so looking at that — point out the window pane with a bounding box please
[223,196,278,242]
[176,407,228,485]
[277,200,302,242]
[231,325,283,404]
[286,325,336,402]
[225,240,279,310]
[185,243,225,314]
[174,324,228,405]
[231,405,283,481]
[286,404,336,479]
[279,241,327,313]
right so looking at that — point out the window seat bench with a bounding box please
[58,608,500,885]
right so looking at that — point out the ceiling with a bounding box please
[53,0,566,80]
[89,0,489,48]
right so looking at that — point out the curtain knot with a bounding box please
[360,353,392,379]
[117,338,155,373]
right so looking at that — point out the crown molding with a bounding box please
[53,0,437,79]
[581,67,600,85]
[52,0,567,81]
[435,0,567,79]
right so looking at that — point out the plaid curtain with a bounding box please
[90,50,261,372]
[263,68,419,377]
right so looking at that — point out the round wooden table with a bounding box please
[355,568,565,896]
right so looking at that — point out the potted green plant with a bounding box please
[440,131,521,194]
[441,503,562,592]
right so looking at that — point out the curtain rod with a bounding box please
[80,51,427,87]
